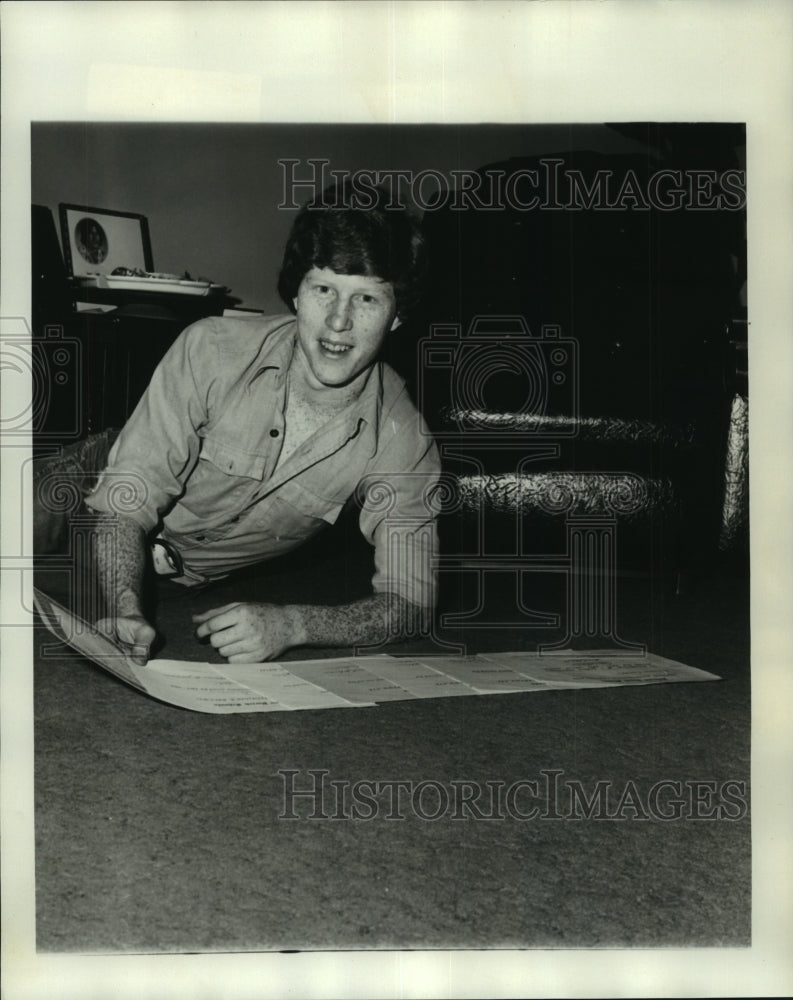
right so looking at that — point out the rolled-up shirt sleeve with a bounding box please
[85,320,216,532]
[358,405,441,612]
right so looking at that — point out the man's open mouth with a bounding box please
[319,340,352,355]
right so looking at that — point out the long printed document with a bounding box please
[33,588,720,715]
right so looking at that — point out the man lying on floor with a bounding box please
[34,183,440,665]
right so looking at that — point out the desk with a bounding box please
[71,282,232,320]
[34,286,235,447]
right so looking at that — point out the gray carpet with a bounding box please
[34,534,750,952]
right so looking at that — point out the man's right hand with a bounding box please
[96,615,156,666]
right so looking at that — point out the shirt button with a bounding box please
[270,428,280,438]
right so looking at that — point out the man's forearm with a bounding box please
[287,593,429,650]
[93,512,148,618]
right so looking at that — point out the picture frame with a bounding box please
[58,202,154,278]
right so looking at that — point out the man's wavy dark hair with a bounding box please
[277,182,427,322]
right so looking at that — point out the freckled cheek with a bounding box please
[298,299,329,327]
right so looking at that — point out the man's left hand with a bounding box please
[192,602,302,662]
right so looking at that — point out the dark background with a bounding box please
[31,123,751,951]
[32,122,687,312]
[31,122,748,576]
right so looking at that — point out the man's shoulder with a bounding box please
[378,361,406,400]
[378,362,420,420]
[374,362,438,460]
[185,313,295,355]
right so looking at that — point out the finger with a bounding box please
[117,620,156,643]
[227,651,269,664]
[127,643,150,666]
[209,624,244,650]
[191,603,240,624]
[119,630,153,665]
[194,607,242,635]
[215,638,254,658]
[110,629,152,665]
[195,608,243,638]
[97,619,153,664]
[196,617,231,640]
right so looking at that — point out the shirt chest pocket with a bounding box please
[178,435,268,532]
[199,435,268,480]
[248,479,346,542]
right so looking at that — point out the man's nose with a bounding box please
[327,296,353,332]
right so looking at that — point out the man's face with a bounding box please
[293,267,401,390]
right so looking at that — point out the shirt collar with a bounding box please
[245,317,298,392]
[250,316,384,424]
[244,316,385,456]
[358,361,384,458]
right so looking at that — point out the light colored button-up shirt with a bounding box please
[86,315,440,609]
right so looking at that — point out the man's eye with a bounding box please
[359,294,376,304]
[316,285,330,294]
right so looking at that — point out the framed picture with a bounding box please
[58,203,154,278]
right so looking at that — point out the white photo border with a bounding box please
[2,2,792,999]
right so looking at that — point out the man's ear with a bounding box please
[390,315,402,332]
